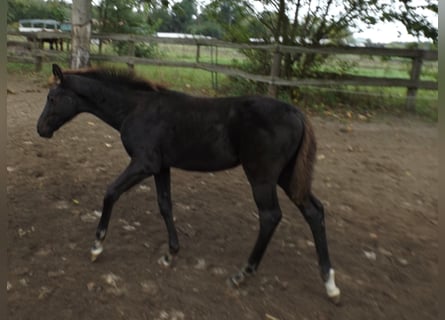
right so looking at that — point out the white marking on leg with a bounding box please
[325,268,341,303]
[158,253,173,267]
[90,240,104,262]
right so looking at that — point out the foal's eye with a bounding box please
[48,96,55,103]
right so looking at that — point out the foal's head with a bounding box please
[37,64,81,138]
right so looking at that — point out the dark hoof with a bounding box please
[228,266,254,288]
[158,253,175,267]
[228,270,246,288]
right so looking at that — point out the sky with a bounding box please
[354,21,434,44]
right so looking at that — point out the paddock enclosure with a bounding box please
[7,73,437,320]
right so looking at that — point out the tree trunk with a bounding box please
[71,0,91,69]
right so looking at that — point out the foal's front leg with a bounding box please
[154,167,179,267]
[91,159,151,261]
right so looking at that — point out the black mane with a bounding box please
[63,67,167,92]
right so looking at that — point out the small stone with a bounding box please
[338,204,353,214]
[80,213,98,223]
[317,154,326,161]
[210,267,227,276]
[102,274,127,296]
[35,248,51,257]
[102,273,120,287]
[194,258,207,270]
[7,281,12,291]
[358,114,367,121]
[6,166,15,172]
[18,278,28,287]
[18,228,27,237]
[105,143,112,148]
[363,250,376,261]
[48,270,65,277]
[38,286,53,300]
[398,258,408,266]
[140,280,159,295]
[347,145,354,152]
[170,310,185,320]
[122,225,136,231]
[306,240,315,247]
[138,185,151,191]
[93,210,102,218]
[86,282,96,292]
[378,248,392,257]
[54,200,70,210]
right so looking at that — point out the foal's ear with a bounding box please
[52,64,64,83]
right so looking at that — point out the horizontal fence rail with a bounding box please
[7,31,438,110]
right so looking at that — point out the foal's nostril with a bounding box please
[37,123,53,138]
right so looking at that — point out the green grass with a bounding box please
[7,40,438,120]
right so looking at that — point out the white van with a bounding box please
[18,19,60,33]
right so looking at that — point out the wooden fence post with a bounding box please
[196,44,200,63]
[406,52,423,111]
[127,39,135,70]
[268,46,282,97]
[34,36,43,72]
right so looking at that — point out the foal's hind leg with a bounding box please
[91,159,150,261]
[230,183,282,286]
[154,167,179,267]
[297,193,340,303]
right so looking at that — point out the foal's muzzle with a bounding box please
[37,123,54,138]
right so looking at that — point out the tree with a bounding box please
[71,0,91,68]
[201,0,257,41]
[146,0,197,33]
[170,0,197,33]
[207,0,437,97]
[376,0,437,43]
[7,0,70,24]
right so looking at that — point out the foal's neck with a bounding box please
[81,87,139,131]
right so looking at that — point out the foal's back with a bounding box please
[134,91,305,173]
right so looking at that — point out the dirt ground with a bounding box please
[6,73,438,320]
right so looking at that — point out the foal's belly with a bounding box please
[169,143,240,172]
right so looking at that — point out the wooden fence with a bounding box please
[7,31,438,110]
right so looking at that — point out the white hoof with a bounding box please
[90,240,104,262]
[325,269,341,304]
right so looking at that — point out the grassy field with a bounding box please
[6,37,438,120]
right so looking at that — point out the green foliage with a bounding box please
[114,42,159,58]
[146,0,198,34]
[7,0,70,23]
[94,0,148,34]
[188,20,223,38]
